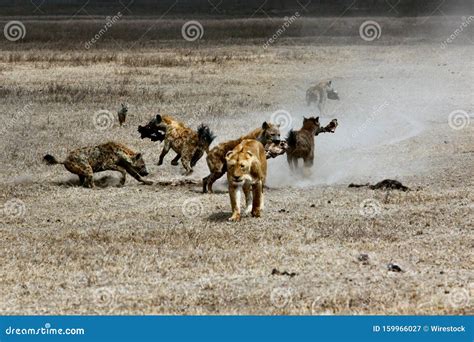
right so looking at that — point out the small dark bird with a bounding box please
[118,103,128,126]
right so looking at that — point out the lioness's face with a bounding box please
[226,152,253,184]
[261,121,281,143]
[132,153,149,176]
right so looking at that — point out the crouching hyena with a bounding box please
[306,80,340,115]
[138,114,215,175]
[43,141,153,188]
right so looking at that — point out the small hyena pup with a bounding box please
[306,80,340,115]
[138,114,215,175]
[43,141,152,188]
[286,117,338,175]
[118,103,128,126]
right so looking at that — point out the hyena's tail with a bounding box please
[286,130,297,149]
[43,154,63,165]
[197,124,216,148]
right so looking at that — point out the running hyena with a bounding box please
[43,141,152,188]
[305,80,340,115]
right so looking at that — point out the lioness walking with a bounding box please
[226,139,267,222]
[203,122,280,193]
[306,80,340,115]
[43,141,152,188]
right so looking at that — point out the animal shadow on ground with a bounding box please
[208,211,231,222]
[51,174,121,188]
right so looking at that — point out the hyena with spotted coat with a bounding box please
[43,141,152,188]
[202,122,281,193]
[138,114,215,175]
[306,80,340,115]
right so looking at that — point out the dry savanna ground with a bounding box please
[0,17,473,315]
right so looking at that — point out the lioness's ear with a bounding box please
[262,121,269,129]
[225,151,233,161]
[246,151,254,158]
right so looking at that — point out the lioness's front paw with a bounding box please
[251,209,261,218]
[228,213,241,222]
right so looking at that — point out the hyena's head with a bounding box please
[197,124,216,148]
[131,153,149,177]
[138,114,166,142]
[302,116,321,134]
[261,121,281,144]
[324,80,340,100]
[119,103,128,114]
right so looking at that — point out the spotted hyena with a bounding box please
[286,116,338,175]
[306,80,340,115]
[43,141,152,188]
[203,121,281,193]
[138,114,215,175]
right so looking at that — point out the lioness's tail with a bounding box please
[286,130,297,149]
[197,124,216,148]
[43,154,63,165]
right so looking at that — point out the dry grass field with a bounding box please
[0,16,472,315]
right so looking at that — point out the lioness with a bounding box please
[203,122,280,193]
[43,141,152,188]
[225,139,267,222]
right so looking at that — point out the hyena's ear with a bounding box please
[155,114,162,123]
[262,121,270,129]
[315,116,320,123]
[328,80,332,86]
[134,153,142,160]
